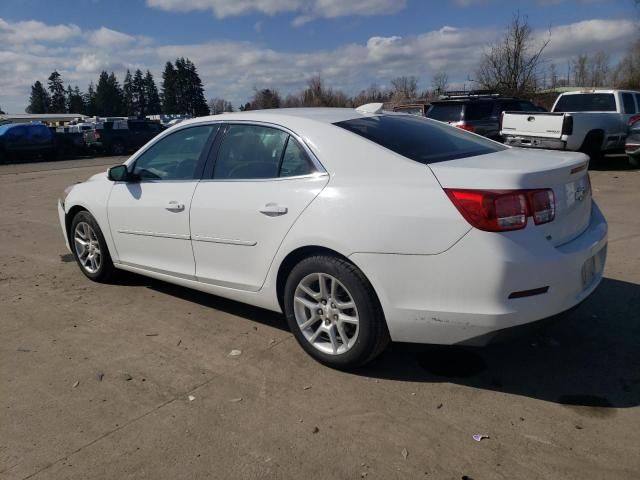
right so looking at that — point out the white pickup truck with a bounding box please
[500,90,640,165]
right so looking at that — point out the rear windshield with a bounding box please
[553,94,616,112]
[334,115,505,164]
[426,103,463,122]
[464,102,494,121]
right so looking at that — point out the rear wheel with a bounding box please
[110,140,125,156]
[70,211,115,282]
[629,155,640,168]
[580,131,604,169]
[284,255,389,369]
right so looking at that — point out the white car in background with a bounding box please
[58,105,608,368]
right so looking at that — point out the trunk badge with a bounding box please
[575,186,586,202]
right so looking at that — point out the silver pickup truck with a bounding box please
[500,90,640,166]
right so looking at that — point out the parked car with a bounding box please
[426,91,542,140]
[393,102,430,116]
[625,116,640,167]
[51,128,87,159]
[0,122,54,163]
[58,105,607,369]
[84,119,164,156]
[501,89,640,166]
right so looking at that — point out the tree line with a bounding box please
[26,57,209,117]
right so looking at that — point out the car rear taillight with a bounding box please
[444,188,556,232]
[452,122,475,133]
[94,131,101,140]
[527,189,555,225]
[561,116,573,136]
[628,115,640,127]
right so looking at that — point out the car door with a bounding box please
[190,123,329,291]
[107,124,219,276]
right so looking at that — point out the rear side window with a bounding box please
[622,93,636,114]
[553,94,616,112]
[464,102,494,121]
[426,103,463,122]
[334,115,505,164]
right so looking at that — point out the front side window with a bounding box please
[553,94,616,112]
[132,125,216,181]
[213,125,288,179]
[335,115,505,164]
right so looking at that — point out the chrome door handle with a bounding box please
[259,203,288,216]
[165,201,185,212]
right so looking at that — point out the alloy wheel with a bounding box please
[73,222,102,274]
[293,273,359,355]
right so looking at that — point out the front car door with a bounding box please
[107,124,219,277]
[190,123,329,291]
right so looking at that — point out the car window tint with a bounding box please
[622,93,636,114]
[280,138,315,177]
[7,126,27,138]
[464,102,494,120]
[335,115,506,164]
[132,125,215,181]
[553,94,616,112]
[426,104,463,122]
[214,125,287,179]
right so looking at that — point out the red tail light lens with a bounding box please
[453,122,475,133]
[528,189,555,225]
[445,188,555,232]
[628,115,640,127]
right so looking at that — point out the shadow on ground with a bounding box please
[360,277,640,411]
[110,271,640,410]
[592,155,638,172]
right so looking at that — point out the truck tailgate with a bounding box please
[501,112,565,139]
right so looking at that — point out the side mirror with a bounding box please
[108,165,132,182]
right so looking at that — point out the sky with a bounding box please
[0,0,638,113]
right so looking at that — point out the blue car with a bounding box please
[0,123,55,163]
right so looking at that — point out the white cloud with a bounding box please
[0,18,81,44]
[146,0,406,25]
[0,16,637,114]
[88,27,136,48]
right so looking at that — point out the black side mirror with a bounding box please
[108,164,132,182]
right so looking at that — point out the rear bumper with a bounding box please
[351,202,608,346]
[503,135,566,150]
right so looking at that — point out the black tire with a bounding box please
[580,131,604,169]
[283,255,389,369]
[110,140,125,156]
[629,155,640,168]
[70,211,116,282]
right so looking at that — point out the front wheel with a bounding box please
[70,211,115,282]
[284,255,389,369]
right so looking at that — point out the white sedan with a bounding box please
[58,105,608,369]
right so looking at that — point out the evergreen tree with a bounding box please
[161,61,178,114]
[95,71,124,116]
[48,71,66,113]
[123,70,135,116]
[144,70,161,115]
[174,57,209,116]
[26,81,50,114]
[133,69,146,117]
[84,82,97,116]
[67,86,85,113]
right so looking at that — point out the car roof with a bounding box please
[180,108,365,128]
[0,122,42,134]
[559,89,640,95]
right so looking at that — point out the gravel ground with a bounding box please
[1,156,639,480]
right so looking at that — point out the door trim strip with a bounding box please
[117,229,190,240]
[192,235,257,246]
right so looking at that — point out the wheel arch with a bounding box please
[580,129,605,152]
[275,245,384,316]
[65,205,89,243]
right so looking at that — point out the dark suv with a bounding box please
[84,119,164,156]
[426,91,543,141]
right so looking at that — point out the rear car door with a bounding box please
[107,124,219,276]
[190,123,329,291]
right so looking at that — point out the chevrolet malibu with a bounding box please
[58,105,608,369]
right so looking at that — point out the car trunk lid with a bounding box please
[429,148,592,246]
